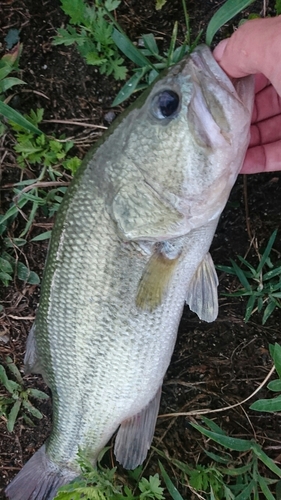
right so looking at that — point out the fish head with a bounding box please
[120,44,254,238]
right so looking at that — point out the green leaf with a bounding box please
[7,399,22,432]
[104,0,121,12]
[112,28,154,69]
[0,271,13,285]
[268,379,281,392]
[156,0,167,9]
[250,395,281,412]
[0,257,13,274]
[276,0,281,14]
[231,258,252,290]
[142,33,159,56]
[235,479,255,500]
[244,294,257,322]
[273,343,281,379]
[31,231,52,242]
[191,422,252,451]
[0,101,42,135]
[158,462,184,500]
[112,67,147,105]
[6,356,23,384]
[60,0,87,24]
[258,475,276,500]
[16,262,40,284]
[257,230,278,274]
[22,399,43,419]
[252,443,281,477]
[28,388,49,400]
[262,298,277,324]
[0,365,20,394]
[206,0,256,46]
[203,449,230,464]
[202,417,227,435]
[1,77,26,93]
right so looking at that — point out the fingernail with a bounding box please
[213,39,228,62]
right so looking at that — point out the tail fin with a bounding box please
[5,445,77,500]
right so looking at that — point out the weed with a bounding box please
[250,342,281,412]
[54,0,261,106]
[155,414,281,499]
[217,230,281,324]
[0,43,42,136]
[53,0,127,80]
[54,449,165,500]
[0,106,80,277]
[10,107,81,174]
[0,250,39,286]
[0,356,48,432]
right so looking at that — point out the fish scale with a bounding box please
[6,45,254,500]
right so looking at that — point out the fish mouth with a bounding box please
[189,44,237,95]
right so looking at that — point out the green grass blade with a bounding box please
[112,67,147,106]
[235,479,255,500]
[251,443,281,478]
[31,231,52,242]
[191,422,252,451]
[202,416,227,435]
[229,259,252,290]
[0,101,42,135]
[205,0,256,46]
[112,28,155,69]
[158,461,184,500]
[257,230,278,274]
[7,399,22,432]
[244,294,257,322]
[262,298,277,324]
[263,265,281,280]
[258,475,277,500]
[142,33,159,56]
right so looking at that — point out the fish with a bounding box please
[5,44,254,500]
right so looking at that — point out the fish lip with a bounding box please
[189,44,237,95]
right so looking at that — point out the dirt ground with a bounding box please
[1,0,281,499]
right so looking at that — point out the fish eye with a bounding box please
[151,90,180,120]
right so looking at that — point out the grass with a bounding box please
[0,356,48,432]
[217,230,281,325]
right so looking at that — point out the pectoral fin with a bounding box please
[112,181,183,241]
[114,387,162,470]
[136,250,180,311]
[186,252,218,322]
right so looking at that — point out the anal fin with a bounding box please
[114,387,162,469]
[186,252,219,322]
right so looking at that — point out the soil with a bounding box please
[0,1,281,499]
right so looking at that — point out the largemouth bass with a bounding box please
[6,45,254,500]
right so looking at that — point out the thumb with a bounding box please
[212,39,228,63]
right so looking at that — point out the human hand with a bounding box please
[213,17,281,174]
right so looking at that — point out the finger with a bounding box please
[249,114,281,147]
[241,140,281,173]
[254,74,270,93]
[252,84,281,122]
[213,17,281,95]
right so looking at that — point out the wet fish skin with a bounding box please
[5,45,254,500]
